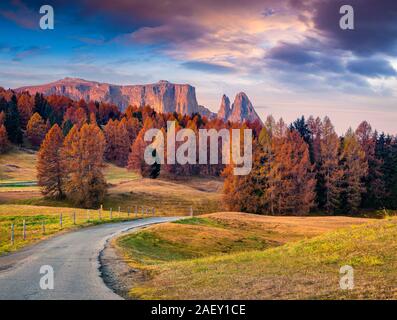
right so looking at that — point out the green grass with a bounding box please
[0,204,141,256]
[173,217,226,228]
[118,232,199,265]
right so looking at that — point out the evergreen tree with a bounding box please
[149,149,161,179]
[339,129,368,214]
[318,117,343,213]
[356,121,385,208]
[62,119,73,136]
[222,131,271,214]
[5,95,23,144]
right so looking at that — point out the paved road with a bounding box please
[0,217,181,300]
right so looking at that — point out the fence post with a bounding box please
[110,208,112,219]
[42,221,45,235]
[23,219,26,240]
[152,207,155,216]
[190,206,193,217]
[118,206,121,217]
[87,209,90,221]
[141,206,144,216]
[73,211,76,225]
[60,213,63,228]
[11,224,14,245]
[134,205,137,218]
[127,207,130,218]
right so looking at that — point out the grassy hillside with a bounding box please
[0,149,222,215]
[115,212,393,299]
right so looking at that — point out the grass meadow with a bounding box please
[114,212,397,299]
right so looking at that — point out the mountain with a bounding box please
[197,105,217,119]
[15,78,199,115]
[217,92,262,124]
[15,78,261,123]
[217,94,231,121]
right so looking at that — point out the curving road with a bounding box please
[0,217,181,300]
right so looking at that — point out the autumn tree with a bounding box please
[270,129,316,215]
[127,117,161,178]
[17,93,34,129]
[63,107,87,129]
[223,123,315,216]
[339,129,368,214]
[124,116,141,145]
[26,113,47,147]
[307,116,323,164]
[62,123,107,208]
[104,119,130,166]
[37,124,64,199]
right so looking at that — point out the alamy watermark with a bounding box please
[339,265,354,290]
[39,265,54,290]
[39,5,54,30]
[143,121,252,175]
[38,4,354,31]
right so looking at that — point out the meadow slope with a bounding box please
[115,212,395,299]
[0,149,221,255]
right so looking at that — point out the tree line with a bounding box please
[224,115,397,215]
[1,87,396,214]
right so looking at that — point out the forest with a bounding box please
[0,87,396,215]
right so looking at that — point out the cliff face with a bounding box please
[16,78,199,114]
[16,78,262,123]
[217,92,262,124]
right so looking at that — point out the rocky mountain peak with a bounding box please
[217,92,262,124]
[229,92,262,124]
[217,94,231,121]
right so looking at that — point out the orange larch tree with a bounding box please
[37,124,64,198]
[62,123,107,207]
[26,112,47,147]
[17,93,34,129]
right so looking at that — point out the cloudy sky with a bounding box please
[0,0,396,134]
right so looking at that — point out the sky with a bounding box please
[0,0,396,134]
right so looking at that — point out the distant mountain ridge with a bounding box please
[15,78,262,123]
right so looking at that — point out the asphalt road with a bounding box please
[0,217,181,300]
